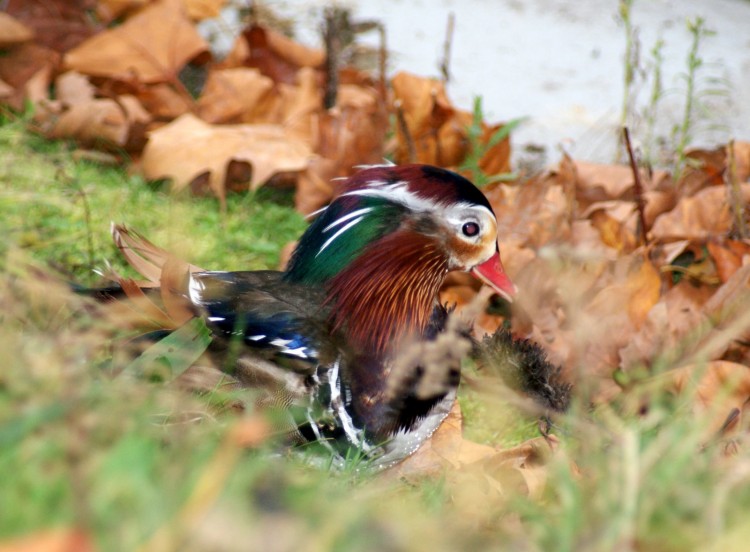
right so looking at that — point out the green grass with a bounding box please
[0,117,306,285]
[3,117,750,551]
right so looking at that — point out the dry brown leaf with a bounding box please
[643,189,678,229]
[478,122,512,176]
[295,158,336,216]
[673,361,750,436]
[55,71,96,106]
[280,67,322,145]
[48,95,151,149]
[215,33,250,70]
[573,161,672,211]
[569,219,621,261]
[619,279,714,369]
[64,0,209,83]
[726,239,750,263]
[732,141,750,184]
[0,528,95,552]
[651,184,750,241]
[5,0,100,53]
[391,71,455,164]
[95,0,149,22]
[707,240,743,283]
[313,84,387,165]
[0,43,59,110]
[589,208,637,252]
[243,24,324,84]
[0,78,14,101]
[677,146,727,197]
[586,254,660,327]
[574,161,635,204]
[489,178,571,249]
[183,0,226,20]
[135,84,193,120]
[197,68,276,124]
[141,114,312,206]
[0,13,34,48]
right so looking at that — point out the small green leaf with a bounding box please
[125,318,212,381]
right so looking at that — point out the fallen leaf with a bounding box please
[676,146,727,197]
[0,13,34,48]
[707,240,743,283]
[64,0,209,83]
[391,71,456,165]
[55,71,96,106]
[141,113,312,207]
[489,177,571,249]
[5,0,100,52]
[197,68,276,124]
[673,361,750,436]
[651,184,750,241]
[135,84,193,120]
[619,279,714,369]
[95,0,148,22]
[0,43,60,110]
[732,141,750,184]
[243,24,324,84]
[48,95,151,149]
[295,158,336,216]
[184,0,227,20]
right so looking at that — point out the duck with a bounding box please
[107,163,518,468]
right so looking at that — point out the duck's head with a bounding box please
[284,164,515,353]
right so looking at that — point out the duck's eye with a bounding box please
[462,221,480,237]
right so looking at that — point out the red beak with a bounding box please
[470,251,517,302]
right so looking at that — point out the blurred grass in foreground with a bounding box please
[3,118,750,551]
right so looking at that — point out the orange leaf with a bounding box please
[0,13,34,48]
[197,68,275,124]
[5,0,100,53]
[243,24,324,84]
[141,114,312,206]
[47,96,150,148]
[64,0,209,83]
[183,0,227,21]
[651,184,750,241]
[0,43,59,110]
[673,361,750,436]
[707,240,742,283]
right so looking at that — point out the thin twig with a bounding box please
[440,12,455,84]
[322,7,343,110]
[726,139,748,239]
[623,126,649,246]
[394,99,416,163]
[377,22,387,99]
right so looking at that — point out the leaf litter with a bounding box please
[2,1,750,545]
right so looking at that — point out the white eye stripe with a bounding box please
[322,207,374,232]
[341,182,442,213]
[316,215,366,257]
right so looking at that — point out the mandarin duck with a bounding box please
[106,164,528,468]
